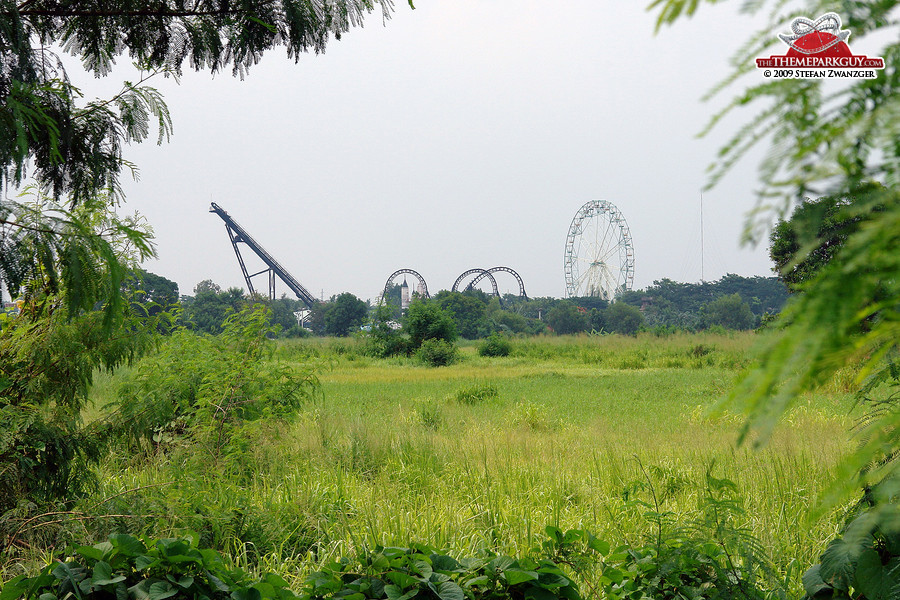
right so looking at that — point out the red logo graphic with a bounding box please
[756,12,884,78]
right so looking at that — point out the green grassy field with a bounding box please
[39,332,855,594]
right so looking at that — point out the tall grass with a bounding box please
[39,331,855,595]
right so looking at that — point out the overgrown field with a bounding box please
[10,332,856,594]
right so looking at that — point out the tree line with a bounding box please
[127,270,788,339]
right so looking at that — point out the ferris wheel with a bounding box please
[564,200,634,300]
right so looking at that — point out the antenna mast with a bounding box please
[700,192,705,283]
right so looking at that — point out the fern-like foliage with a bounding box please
[0,0,406,206]
[0,191,161,529]
[0,188,155,323]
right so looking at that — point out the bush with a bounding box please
[1,533,298,600]
[453,382,500,405]
[417,338,458,367]
[404,300,458,349]
[108,305,319,465]
[302,542,585,600]
[478,333,512,357]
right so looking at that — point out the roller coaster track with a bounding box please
[452,266,528,301]
[209,202,317,308]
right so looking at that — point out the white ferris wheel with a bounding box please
[563,200,635,300]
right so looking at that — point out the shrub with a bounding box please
[414,397,443,430]
[0,533,298,600]
[404,300,458,350]
[108,304,320,465]
[478,333,512,357]
[417,338,458,367]
[510,400,551,430]
[302,542,585,600]
[453,382,500,405]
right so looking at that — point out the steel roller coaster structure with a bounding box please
[211,203,529,307]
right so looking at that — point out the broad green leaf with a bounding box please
[148,581,178,600]
[134,556,158,571]
[251,583,276,599]
[587,534,610,556]
[562,529,583,544]
[75,546,105,562]
[386,571,419,589]
[0,575,29,600]
[165,574,194,589]
[558,584,581,600]
[820,534,868,590]
[854,550,899,600]
[91,562,126,587]
[523,586,557,600]
[487,557,516,573]
[502,570,539,586]
[544,526,563,544]
[463,576,489,587]
[536,573,569,588]
[434,581,464,600]
[801,564,833,598]
[429,555,462,573]
[385,585,419,600]
[128,580,151,600]
[371,554,391,571]
[602,568,624,585]
[413,561,432,579]
[108,534,146,557]
[263,574,289,588]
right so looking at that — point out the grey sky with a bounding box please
[73,1,781,302]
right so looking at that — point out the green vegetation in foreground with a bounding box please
[4,331,853,597]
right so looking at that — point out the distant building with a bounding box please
[401,278,410,311]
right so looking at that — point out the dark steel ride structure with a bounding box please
[451,266,528,305]
[209,202,317,308]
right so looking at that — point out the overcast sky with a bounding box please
[65,1,790,302]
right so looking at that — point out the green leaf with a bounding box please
[0,575,29,600]
[801,564,833,598]
[487,557,516,573]
[262,574,289,589]
[562,529,583,544]
[385,585,419,600]
[463,576,489,588]
[523,586,557,600]
[148,581,178,600]
[544,526,563,544]
[854,550,900,600]
[166,574,194,589]
[820,534,869,591]
[91,562,126,587]
[412,561,432,579]
[75,546,105,562]
[386,572,419,589]
[601,567,624,585]
[434,581,464,600]
[430,555,462,573]
[587,534,610,556]
[502,570,539,586]
[128,580,151,600]
[108,534,146,557]
[134,556,158,571]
